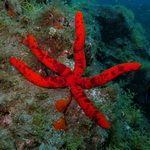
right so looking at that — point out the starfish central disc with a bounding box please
[66,74,77,86]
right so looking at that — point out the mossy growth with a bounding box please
[0,129,16,150]
[107,88,150,150]
[36,92,49,100]
[62,133,85,150]
[0,79,14,91]
[131,23,146,49]
[96,5,146,50]
[0,0,149,149]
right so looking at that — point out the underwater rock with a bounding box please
[95,5,147,50]
[0,79,14,91]
[90,5,149,71]
[64,0,72,5]
[35,0,72,5]
[0,114,12,127]
[96,6,131,45]
[38,8,66,29]
[4,0,22,17]
[0,0,150,149]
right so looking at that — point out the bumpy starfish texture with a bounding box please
[10,11,141,129]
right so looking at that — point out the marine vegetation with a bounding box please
[0,0,150,149]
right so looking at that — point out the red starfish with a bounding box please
[9,11,141,129]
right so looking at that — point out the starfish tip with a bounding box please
[135,62,142,69]
[23,34,38,48]
[9,57,16,64]
[98,120,111,129]
[76,11,83,17]
[96,113,111,129]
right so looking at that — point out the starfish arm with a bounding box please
[73,11,86,76]
[70,85,111,129]
[23,34,72,77]
[10,57,67,88]
[79,62,141,89]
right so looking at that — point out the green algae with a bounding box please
[0,0,150,149]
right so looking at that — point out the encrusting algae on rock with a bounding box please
[0,0,150,149]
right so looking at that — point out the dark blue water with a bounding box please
[93,0,150,6]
